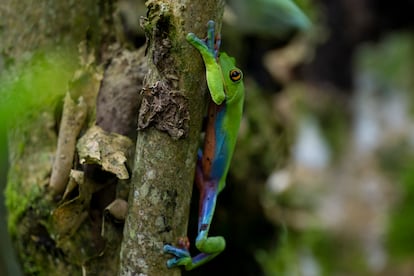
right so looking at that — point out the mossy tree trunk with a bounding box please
[1,0,224,275]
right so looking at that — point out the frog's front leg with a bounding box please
[163,157,225,270]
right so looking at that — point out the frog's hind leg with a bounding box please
[163,158,225,270]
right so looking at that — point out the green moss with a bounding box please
[5,180,35,236]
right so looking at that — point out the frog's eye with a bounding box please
[229,69,243,82]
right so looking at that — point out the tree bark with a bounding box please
[119,1,225,275]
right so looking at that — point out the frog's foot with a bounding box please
[163,244,192,268]
[163,237,191,268]
[164,236,225,270]
[163,244,221,270]
[186,20,221,60]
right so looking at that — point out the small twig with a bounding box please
[49,92,87,196]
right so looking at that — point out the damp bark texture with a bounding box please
[119,0,225,275]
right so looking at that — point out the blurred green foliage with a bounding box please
[356,32,414,92]
[257,229,339,275]
[355,32,414,258]
[387,161,414,257]
[1,49,78,230]
[0,50,77,129]
[226,0,311,38]
[380,141,414,259]
[256,29,414,275]
[0,50,77,275]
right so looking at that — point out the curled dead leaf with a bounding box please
[77,125,134,179]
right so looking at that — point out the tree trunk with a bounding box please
[119,1,225,275]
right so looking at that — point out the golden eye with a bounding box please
[229,69,242,82]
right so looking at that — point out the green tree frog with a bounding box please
[164,20,244,270]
